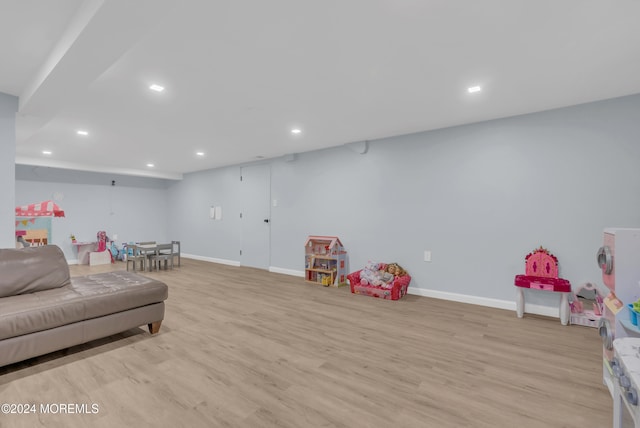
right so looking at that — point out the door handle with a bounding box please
[263,219,270,223]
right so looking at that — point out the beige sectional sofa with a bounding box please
[0,245,168,367]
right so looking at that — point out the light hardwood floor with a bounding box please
[0,259,611,427]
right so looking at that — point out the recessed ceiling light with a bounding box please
[468,86,482,93]
[76,130,89,136]
[146,163,155,168]
[149,84,165,92]
[291,128,301,134]
[42,150,52,155]
[196,152,205,156]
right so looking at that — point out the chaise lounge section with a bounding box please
[0,245,168,367]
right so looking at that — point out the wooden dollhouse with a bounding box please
[304,236,347,287]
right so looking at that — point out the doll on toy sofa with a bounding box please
[386,263,406,278]
[360,261,407,288]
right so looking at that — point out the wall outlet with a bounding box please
[424,250,431,262]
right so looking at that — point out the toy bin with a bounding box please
[629,304,639,326]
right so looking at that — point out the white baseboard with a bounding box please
[270,267,304,277]
[407,287,560,319]
[407,287,513,310]
[182,253,240,267]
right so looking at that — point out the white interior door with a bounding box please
[240,164,271,269]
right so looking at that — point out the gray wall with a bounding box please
[0,92,18,249]
[15,167,171,261]
[166,166,244,262]
[11,93,640,312]
[168,93,640,309]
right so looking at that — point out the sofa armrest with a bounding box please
[0,245,70,297]
[347,270,362,293]
[390,275,412,299]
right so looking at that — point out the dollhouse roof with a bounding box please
[305,236,343,249]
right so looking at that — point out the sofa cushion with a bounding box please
[0,271,168,340]
[0,245,70,298]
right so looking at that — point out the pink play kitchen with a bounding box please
[597,228,640,427]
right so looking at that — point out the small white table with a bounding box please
[72,242,97,264]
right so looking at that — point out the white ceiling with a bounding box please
[3,0,640,180]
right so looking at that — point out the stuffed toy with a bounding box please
[360,261,384,286]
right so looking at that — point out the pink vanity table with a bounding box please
[514,246,572,325]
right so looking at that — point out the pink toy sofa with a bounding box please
[347,263,411,301]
